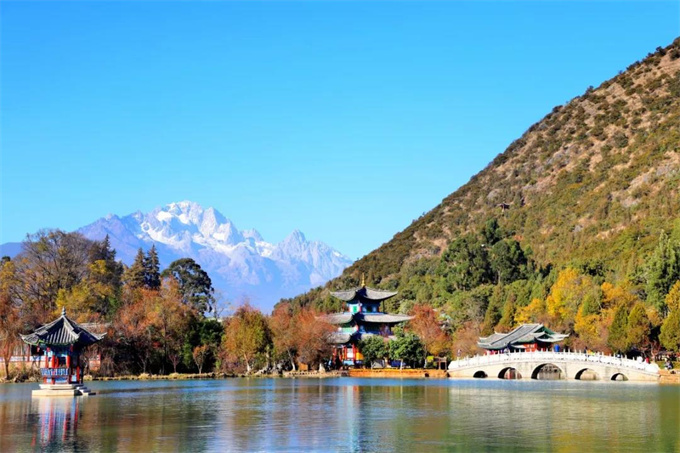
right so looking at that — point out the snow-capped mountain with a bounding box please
[76,201,352,312]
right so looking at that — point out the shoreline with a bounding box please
[3,368,678,384]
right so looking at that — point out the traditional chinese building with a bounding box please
[21,308,104,396]
[325,282,412,366]
[478,323,568,353]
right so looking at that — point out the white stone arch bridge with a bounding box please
[448,351,660,382]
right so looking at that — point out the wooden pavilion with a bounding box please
[20,308,104,396]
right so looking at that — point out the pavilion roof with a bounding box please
[322,312,412,326]
[478,324,568,350]
[359,313,413,324]
[330,286,398,302]
[20,308,106,348]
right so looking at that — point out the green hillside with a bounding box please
[283,38,680,354]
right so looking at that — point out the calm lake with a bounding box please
[0,378,678,452]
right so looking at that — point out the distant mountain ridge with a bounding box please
[4,201,352,312]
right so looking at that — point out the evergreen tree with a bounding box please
[162,258,216,313]
[388,331,426,368]
[438,234,492,291]
[360,335,388,368]
[125,248,147,289]
[481,285,504,336]
[626,303,651,352]
[645,231,680,314]
[607,305,630,353]
[660,309,680,352]
[481,218,506,246]
[145,245,161,290]
[496,295,516,333]
[489,239,527,285]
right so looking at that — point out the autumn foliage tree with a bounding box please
[0,259,23,378]
[221,303,272,373]
[408,304,450,358]
[270,302,299,370]
[293,309,334,369]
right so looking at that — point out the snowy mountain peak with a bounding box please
[75,201,353,312]
[284,229,306,244]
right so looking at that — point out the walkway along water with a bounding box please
[448,350,660,381]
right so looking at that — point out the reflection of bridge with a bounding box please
[448,351,660,382]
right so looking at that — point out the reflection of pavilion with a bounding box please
[32,396,80,449]
[21,308,103,396]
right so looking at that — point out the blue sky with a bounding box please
[1,1,678,260]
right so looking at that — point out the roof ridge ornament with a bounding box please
[61,307,66,317]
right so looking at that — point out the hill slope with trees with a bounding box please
[283,38,680,357]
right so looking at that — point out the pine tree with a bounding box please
[626,303,651,353]
[607,305,630,353]
[496,295,516,333]
[481,285,504,336]
[660,309,680,352]
[145,245,161,290]
[645,231,680,314]
[124,248,147,289]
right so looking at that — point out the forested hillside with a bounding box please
[283,38,680,355]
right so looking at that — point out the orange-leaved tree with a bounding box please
[408,304,450,360]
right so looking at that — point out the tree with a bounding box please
[660,309,680,352]
[496,296,516,333]
[388,331,426,369]
[124,249,147,289]
[193,345,209,374]
[221,303,272,373]
[17,230,93,319]
[408,304,450,359]
[489,239,526,285]
[545,268,598,333]
[627,303,651,353]
[150,279,194,373]
[645,231,680,314]
[0,260,22,378]
[664,281,680,313]
[608,305,630,353]
[293,309,334,369]
[270,302,298,371]
[162,258,215,313]
[481,286,504,336]
[438,235,492,291]
[145,245,161,290]
[359,336,388,368]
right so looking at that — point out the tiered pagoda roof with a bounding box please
[20,308,106,348]
[324,312,412,326]
[478,324,568,350]
[330,286,398,302]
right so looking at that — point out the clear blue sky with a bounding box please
[1,1,678,260]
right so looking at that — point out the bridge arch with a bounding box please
[473,370,488,378]
[575,368,599,380]
[611,373,628,381]
[498,367,522,380]
[531,363,565,380]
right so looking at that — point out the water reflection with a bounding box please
[31,397,80,450]
[0,379,678,452]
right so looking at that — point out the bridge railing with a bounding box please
[448,351,659,374]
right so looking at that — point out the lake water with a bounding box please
[0,378,678,452]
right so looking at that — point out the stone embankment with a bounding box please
[659,370,680,384]
[348,368,449,379]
